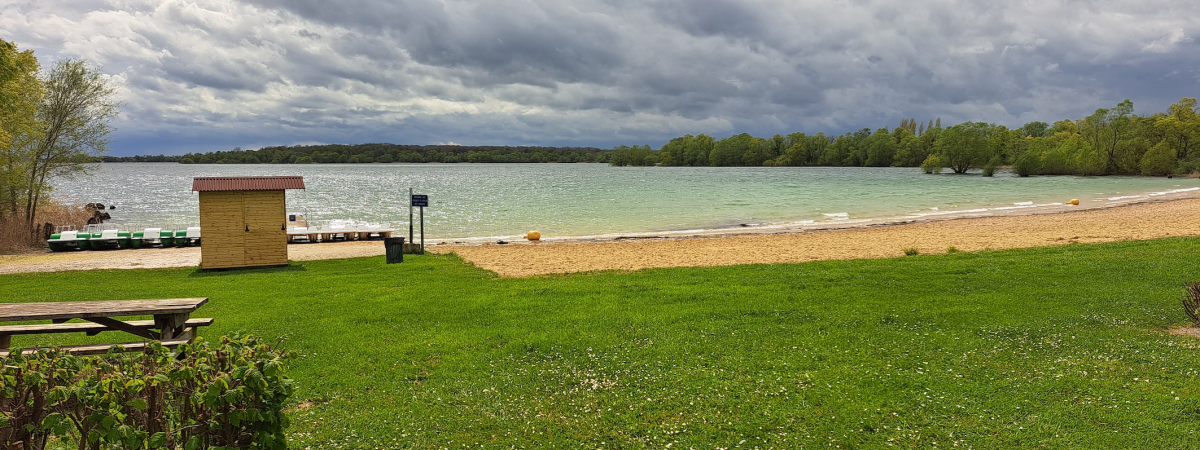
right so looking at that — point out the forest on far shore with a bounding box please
[105,97,1200,177]
[610,98,1199,177]
[102,144,609,164]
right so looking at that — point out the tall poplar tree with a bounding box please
[0,39,42,218]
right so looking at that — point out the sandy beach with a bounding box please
[2,197,1198,277]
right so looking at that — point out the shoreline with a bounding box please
[434,196,1200,276]
[1,194,1198,276]
[428,185,1200,246]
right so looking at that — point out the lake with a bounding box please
[52,163,1200,242]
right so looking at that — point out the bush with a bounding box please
[981,156,1003,177]
[919,154,943,174]
[0,334,296,449]
[1184,282,1200,327]
[1177,158,1200,175]
[903,248,920,256]
[294,156,314,164]
[1012,150,1041,177]
[1140,142,1177,176]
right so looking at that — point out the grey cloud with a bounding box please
[3,0,1199,156]
[651,0,766,39]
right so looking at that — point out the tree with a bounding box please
[1080,99,1135,174]
[1140,141,1177,176]
[0,39,42,218]
[1155,98,1199,161]
[710,135,748,169]
[657,135,688,166]
[20,58,119,233]
[740,135,775,166]
[1021,121,1049,138]
[935,122,993,173]
[863,128,897,167]
[1012,146,1041,177]
[893,134,924,166]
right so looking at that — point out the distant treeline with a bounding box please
[101,144,610,164]
[104,97,1199,176]
[612,98,1200,177]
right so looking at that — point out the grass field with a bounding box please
[3,238,1200,449]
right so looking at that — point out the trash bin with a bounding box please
[384,237,405,264]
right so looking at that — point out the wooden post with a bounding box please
[154,313,189,340]
[408,187,414,245]
[420,206,424,253]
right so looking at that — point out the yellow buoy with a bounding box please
[1068,199,1080,205]
[525,230,541,241]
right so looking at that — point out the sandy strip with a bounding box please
[1,198,1197,276]
[433,198,1200,277]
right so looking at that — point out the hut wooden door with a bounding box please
[199,191,247,268]
[243,191,287,265]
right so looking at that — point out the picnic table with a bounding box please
[0,298,213,356]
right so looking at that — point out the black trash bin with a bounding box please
[384,237,405,264]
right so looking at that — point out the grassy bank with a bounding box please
[3,238,1200,448]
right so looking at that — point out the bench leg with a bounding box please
[154,313,190,340]
[0,335,9,350]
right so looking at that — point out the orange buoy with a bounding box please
[525,230,541,241]
[1067,199,1080,205]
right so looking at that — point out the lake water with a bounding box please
[52,163,1200,242]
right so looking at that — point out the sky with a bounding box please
[2,0,1198,157]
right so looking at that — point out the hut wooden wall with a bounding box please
[199,190,287,269]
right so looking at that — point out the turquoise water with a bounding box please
[53,163,1200,241]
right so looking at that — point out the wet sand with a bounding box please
[1,198,1198,277]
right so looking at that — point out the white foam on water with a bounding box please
[1110,187,1199,201]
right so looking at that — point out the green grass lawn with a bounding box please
[4,238,1200,449]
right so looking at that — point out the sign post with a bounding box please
[410,193,429,253]
[408,188,414,245]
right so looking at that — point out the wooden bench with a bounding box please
[0,298,212,356]
[3,339,193,356]
[0,318,214,338]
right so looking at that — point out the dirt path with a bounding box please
[0,241,388,274]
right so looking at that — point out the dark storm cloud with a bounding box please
[2,0,1198,155]
[248,0,625,86]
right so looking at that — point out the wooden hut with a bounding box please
[191,176,305,269]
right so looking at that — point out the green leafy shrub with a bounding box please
[1177,158,1200,175]
[981,156,1003,177]
[1012,149,1041,177]
[0,334,296,449]
[919,154,943,174]
[1140,141,1177,176]
[946,246,960,254]
[903,248,920,256]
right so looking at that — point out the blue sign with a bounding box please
[411,194,429,207]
